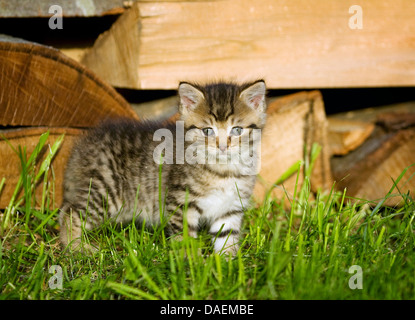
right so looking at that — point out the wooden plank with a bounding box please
[0,35,138,128]
[82,0,415,89]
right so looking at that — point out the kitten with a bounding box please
[59,80,267,254]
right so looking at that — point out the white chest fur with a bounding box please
[197,178,249,222]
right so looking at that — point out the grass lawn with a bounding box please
[0,132,414,300]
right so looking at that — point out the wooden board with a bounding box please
[0,35,138,128]
[0,127,84,209]
[82,0,415,89]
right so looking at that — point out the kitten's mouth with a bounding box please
[194,145,256,166]
[218,152,231,159]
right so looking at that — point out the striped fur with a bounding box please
[59,80,267,254]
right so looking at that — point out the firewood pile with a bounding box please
[0,0,414,208]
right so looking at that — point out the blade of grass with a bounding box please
[114,230,169,299]
[1,131,61,232]
[284,162,302,252]
[0,177,5,196]
[107,281,159,300]
[33,209,59,234]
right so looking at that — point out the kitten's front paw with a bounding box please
[213,235,240,257]
[172,234,183,242]
[219,244,239,257]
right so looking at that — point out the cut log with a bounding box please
[253,91,333,204]
[0,34,138,128]
[331,104,415,206]
[376,112,415,131]
[82,0,415,89]
[328,118,375,156]
[0,34,140,209]
[0,127,84,209]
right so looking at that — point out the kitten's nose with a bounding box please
[219,145,227,152]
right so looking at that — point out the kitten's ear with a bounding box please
[239,80,266,112]
[178,82,205,112]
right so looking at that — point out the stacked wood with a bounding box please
[1,1,413,210]
[0,35,139,208]
[330,103,415,206]
[0,1,130,63]
[2,29,413,208]
[81,0,415,89]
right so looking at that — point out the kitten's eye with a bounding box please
[202,127,215,136]
[230,126,243,136]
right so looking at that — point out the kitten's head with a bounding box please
[178,80,266,174]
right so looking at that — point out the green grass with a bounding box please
[0,132,414,300]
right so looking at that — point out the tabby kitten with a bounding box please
[59,80,267,254]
